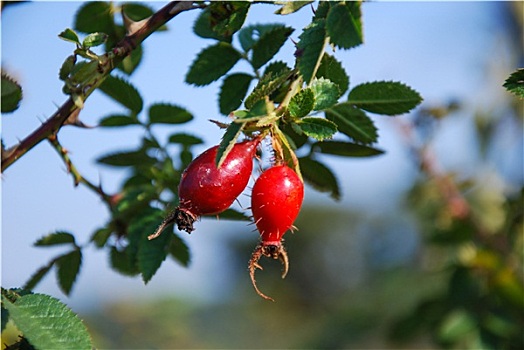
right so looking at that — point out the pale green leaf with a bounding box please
[58,28,80,45]
[310,77,340,110]
[82,32,108,48]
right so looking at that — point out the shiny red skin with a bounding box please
[251,165,304,245]
[178,139,258,216]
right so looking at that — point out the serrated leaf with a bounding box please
[58,28,80,45]
[1,73,23,113]
[288,88,315,118]
[296,117,337,141]
[312,140,384,157]
[110,246,140,276]
[316,54,349,95]
[251,25,294,69]
[326,2,363,50]
[299,157,340,200]
[82,32,108,48]
[263,61,290,76]
[55,250,82,295]
[219,73,253,115]
[208,1,250,37]
[297,20,328,85]
[310,77,340,110]
[99,114,140,127]
[168,234,191,267]
[168,133,204,146]
[239,24,278,52]
[193,8,232,42]
[34,231,76,247]
[97,149,155,167]
[185,42,241,86]
[503,68,524,99]
[74,1,114,35]
[23,262,54,292]
[2,293,93,349]
[90,227,112,248]
[99,75,143,114]
[148,103,193,124]
[244,68,293,109]
[348,81,423,115]
[275,1,313,15]
[325,102,378,144]
[216,122,244,168]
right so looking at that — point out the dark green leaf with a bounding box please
[280,122,309,149]
[99,75,143,114]
[326,2,363,50]
[296,117,337,141]
[82,32,108,48]
[59,55,76,81]
[69,60,98,86]
[251,25,294,69]
[312,140,384,157]
[1,73,22,113]
[274,1,313,15]
[208,1,250,37]
[97,149,155,167]
[34,231,76,247]
[55,250,82,295]
[90,227,112,248]
[1,306,8,332]
[313,1,331,20]
[2,293,93,349]
[348,81,423,115]
[239,24,278,52]
[99,114,140,127]
[503,68,524,98]
[245,68,293,109]
[185,42,242,86]
[110,246,140,276]
[58,28,80,45]
[74,1,114,35]
[299,157,340,200]
[325,102,378,144]
[148,103,193,125]
[263,61,290,76]
[297,20,328,85]
[288,88,315,118]
[310,77,340,110]
[168,234,191,267]
[123,3,160,24]
[219,73,253,115]
[193,8,232,42]
[168,133,204,146]
[23,262,54,292]
[316,53,349,95]
[216,122,244,168]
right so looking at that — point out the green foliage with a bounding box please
[288,88,315,118]
[310,77,340,110]
[99,114,140,127]
[312,140,384,157]
[250,25,294,69]
[316,54,349,96]
[295,117,337,141]
[2,290,93,349]
[216,121,244,168]
[299,157,340,200]
[99,75,143,114]
[219,73,253,115]
[326,2,363,50]
[503,68,524,98]
[297,20,328,85]
[148,103,193,125]
[185,42,242,86]
[1,73,23,113]
[325,103,378,144]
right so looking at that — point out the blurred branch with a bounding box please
[1,1,199,173]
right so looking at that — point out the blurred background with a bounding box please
[2,1,522,349]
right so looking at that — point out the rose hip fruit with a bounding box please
[148,138,260,240]
[248,164,304,301]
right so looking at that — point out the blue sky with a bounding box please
[2,1,520,310]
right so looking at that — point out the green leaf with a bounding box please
[168,133,204,146]
[244,67,293,109]
[99,75,143,114]
[99,114,140,127]
[123,3,160,24]
[97,149,155,167]
[297,20,328,85]
[185,42,242,86]
[110,246,140,276]
[325,103,378,144]
[503,68,524,98]
[348,81,423,115]
[82,32,108,48]
[23,262,54,292]
[2,293,93,349]
[74,1,114,35]
[59,55,76,81]
[148,103,193,125]
[251,25,294,69]
[58,28,80,45]
[219,73,253,115]
[312,140,384,157]
[90,227,112,248]
[310,77,340,110]
[263,61,290,76]
[295,117,337,141]
[288,88,315,118]
[168,234,191,267]
[193,8,232,42]
[118,44,143,75]
[239,24,277,52]
[208,1,250,37]
[274,1,313,15]
[316,54,349,96]
[299,157,340,200]
[55,250,82,295]
[438,310,477,342]
[216,122,244,168]
[326,2,363,50]
[34,231,76,247]
[1,73,23,113]
[68,60,98,86]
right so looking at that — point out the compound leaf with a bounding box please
[348,81,422,115]
[148,103,193,125]
[99,75,143,114]
[325,102,377,144]
[219,73,253,115]
[185,42,241,86]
